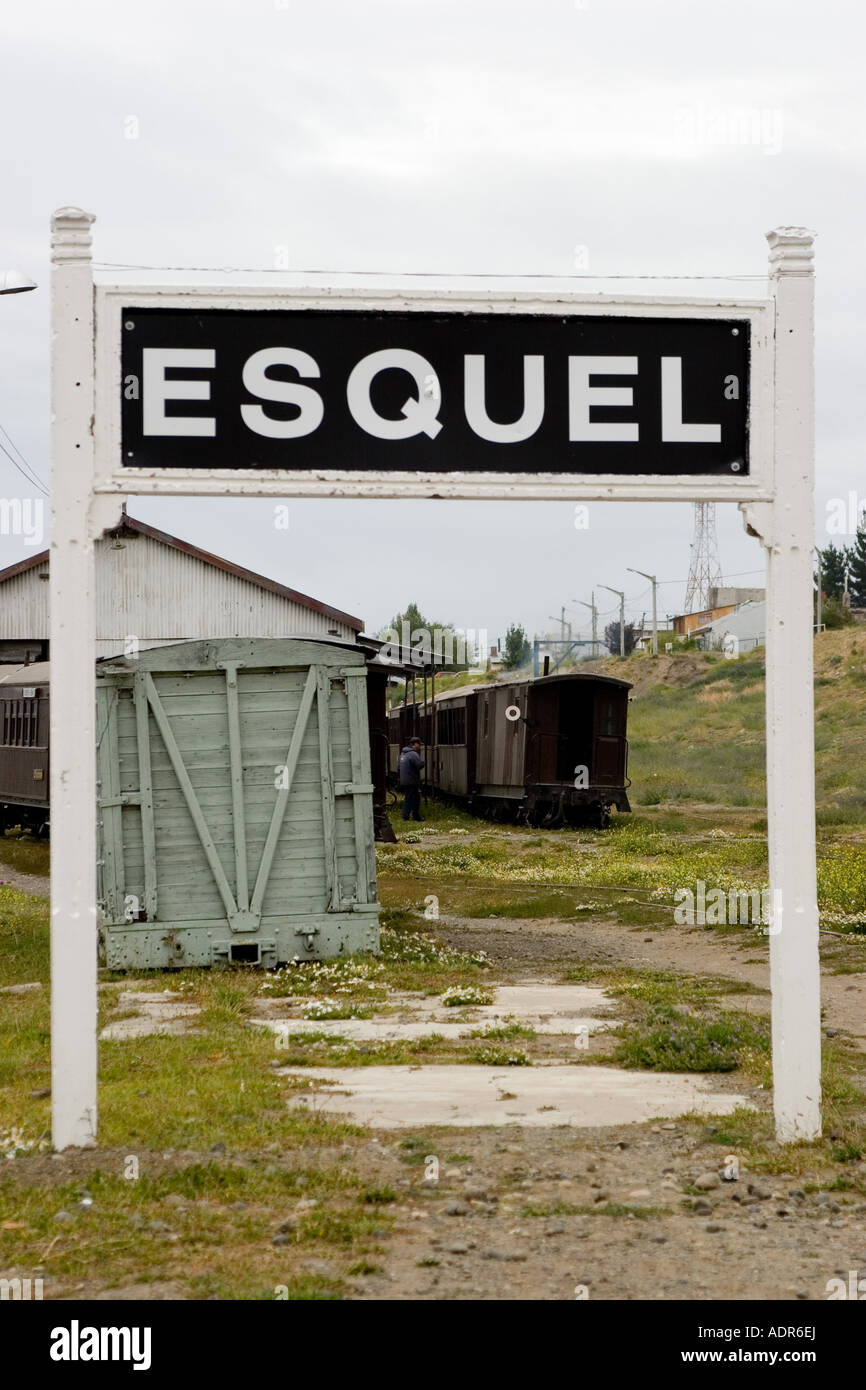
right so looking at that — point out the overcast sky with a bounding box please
[0,0,862,640]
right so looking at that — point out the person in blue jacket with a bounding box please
[398,737,425,822]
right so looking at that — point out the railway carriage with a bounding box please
[388,671,631,828]
[0,663,50,835]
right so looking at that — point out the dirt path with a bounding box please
[331,913,866,1300]
[344,1122,866,1302]
[434,913,866,1050]
[0,863,49,898]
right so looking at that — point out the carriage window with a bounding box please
[436,707,466,745]
[1,697,39,747]
[598,698,617,737]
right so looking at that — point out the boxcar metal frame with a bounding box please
[50,208,819,1150]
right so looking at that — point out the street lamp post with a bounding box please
[600,585,625,656]
[574,594,598,656]
[0,270,37,295]
[628,568,659,656]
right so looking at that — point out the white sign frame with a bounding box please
[92,283,775,502]
[50,209,820,1150]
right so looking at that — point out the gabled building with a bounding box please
[0,513,363,660]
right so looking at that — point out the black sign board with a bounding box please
[120,308,749,475]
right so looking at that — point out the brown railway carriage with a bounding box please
[0,663,51,834]
[388,671,630,828]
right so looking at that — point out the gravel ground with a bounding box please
[330,914,866,1301]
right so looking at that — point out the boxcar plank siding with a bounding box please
[97,637,378,967]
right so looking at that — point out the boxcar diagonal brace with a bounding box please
[221,662,250,918]
[248,663,318,924]
[143,672,248,929]
[144,663,325,935]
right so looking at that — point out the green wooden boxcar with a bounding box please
[96,637,379,969]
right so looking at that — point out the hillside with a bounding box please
[589,628,866,827]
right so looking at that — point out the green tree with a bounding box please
[382,601,433,638]
[503,623,531,669]
[821,596,854,629]
[604,620,637,656]
[380,602,472,670]
[818,543,849,601]
[847,523,866,607]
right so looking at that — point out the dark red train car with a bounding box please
[388,671,631,828]
[0,663,51,834]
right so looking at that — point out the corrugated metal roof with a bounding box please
[0,662,50,686]
[0,513,363,633]
[392,669,632,709]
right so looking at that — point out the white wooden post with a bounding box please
[49,217,812,1150]
[764,226,821,1140]
[50,208,98,1149]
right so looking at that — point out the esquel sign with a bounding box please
[120,308,749,476]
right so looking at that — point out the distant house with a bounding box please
[673,604,737,640]
[0,513,364,661]
[673,587,765,644]
[702,600,766,653]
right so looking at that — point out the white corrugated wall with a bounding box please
[0,563,49,637]
[0,534,360,655]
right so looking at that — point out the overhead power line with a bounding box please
[0,430,48,497]
[94,261,766,282]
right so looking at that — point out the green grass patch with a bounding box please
[467,1047,531,1066]
[520,1201,664,1219]
[613,1009,770,1074]
[0,886,49,987]
[468,1023,536,1041]
[0,831,50,879]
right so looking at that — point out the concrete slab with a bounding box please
[99,990,200,1041]
[253,1012,610,1044]
[387,983,615,1026]
[252,982,615,1044]
[284,1065,751,1129]
[101,1016,196,1041]
[481,985,612,1018]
